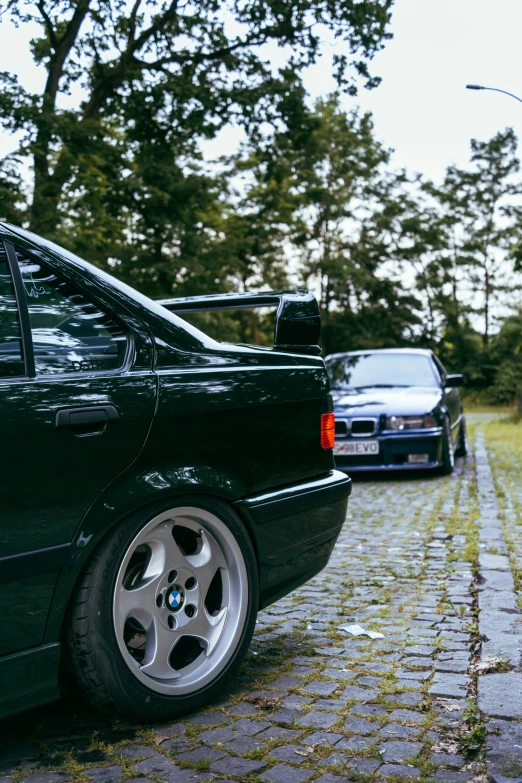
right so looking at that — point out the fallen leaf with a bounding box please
[244,695,282,710]
[472,655,511,675]
[432,740,460,754]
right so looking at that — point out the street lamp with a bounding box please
[466,84,522,105]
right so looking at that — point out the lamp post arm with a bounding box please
[466,84,522,104]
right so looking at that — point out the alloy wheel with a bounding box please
[113,506,248,695]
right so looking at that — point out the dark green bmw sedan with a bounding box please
[0,222,351,721]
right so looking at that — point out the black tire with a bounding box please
[455,415,468,458]
[66,496,259,721]
[439,416,455,475]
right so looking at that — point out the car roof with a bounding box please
[0,221,214,347]
[325,348,434,359]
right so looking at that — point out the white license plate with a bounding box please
[334,440,379,456]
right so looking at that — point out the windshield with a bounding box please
[326,353,440,389]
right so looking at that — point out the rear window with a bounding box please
[4,224,211,350]
[326,353,439,389]
[17,251,127,375]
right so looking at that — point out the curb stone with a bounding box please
[475,430,522,782]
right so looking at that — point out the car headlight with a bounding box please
[386,415,437,430]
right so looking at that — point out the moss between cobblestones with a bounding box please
[47,755,90,783]
[501,759,522,778]
[177,757,211,771]
[182,722,202,739]
[481,418,522,598]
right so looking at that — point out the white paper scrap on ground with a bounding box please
[339,623,384,639]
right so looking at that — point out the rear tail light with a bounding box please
[321,394,335,449]
[321,413,335,449]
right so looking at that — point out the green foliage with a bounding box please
[487,312,522,403]
[1,0,394,236]
[0,156,26,224]
[460,698,487,758]
[429,128,522,347]
[4,3,522,382]
[0,0,395,351]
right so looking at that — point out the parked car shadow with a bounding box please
[344,456,467,483]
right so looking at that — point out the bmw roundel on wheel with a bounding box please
[0,222,351,720]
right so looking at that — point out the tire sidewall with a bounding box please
[69,495,258,720]
[440,416,454,474]
[456,416,468,457]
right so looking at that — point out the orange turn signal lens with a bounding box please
[321,412,335,449]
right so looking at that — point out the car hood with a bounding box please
[331,386,442,417]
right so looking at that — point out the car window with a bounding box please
[433,356,446,383]
[326,353,440,389]
[0,243,25,378]
[16,250,128,376]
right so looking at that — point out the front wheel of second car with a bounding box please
[455,415,468,458]
[439,416,455,475]
[67,497,258,721]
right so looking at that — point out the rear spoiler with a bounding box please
[157,290,321,355]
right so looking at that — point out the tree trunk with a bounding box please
[28,0,93,235]
[30,154,67,235]
[483,265,490,346]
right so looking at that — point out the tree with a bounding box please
[240,96,393,311]
[0,156,26,224]
[381,129,522,382]
[314,173,425,353]
[486,312,522,403]
[435,129,522,346]
[1,0,394,239]
[228,94,425,353]
[291,98,389,314]
[179,158,294,345]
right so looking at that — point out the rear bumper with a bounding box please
[334,429,443,472]
[235,470,351,609]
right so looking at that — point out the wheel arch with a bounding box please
[45,465,258,645]
[63,492,260,718]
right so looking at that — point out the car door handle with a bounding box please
[55,405,120,428]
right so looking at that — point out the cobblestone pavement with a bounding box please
[2,428,522,783]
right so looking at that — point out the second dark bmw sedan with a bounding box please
[325,348,467,474]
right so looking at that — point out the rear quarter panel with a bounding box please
[149,359,333,494]
[44,344,335,640]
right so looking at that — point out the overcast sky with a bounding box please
[1,0,522,183]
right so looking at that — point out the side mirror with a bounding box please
[446,373,464,387]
